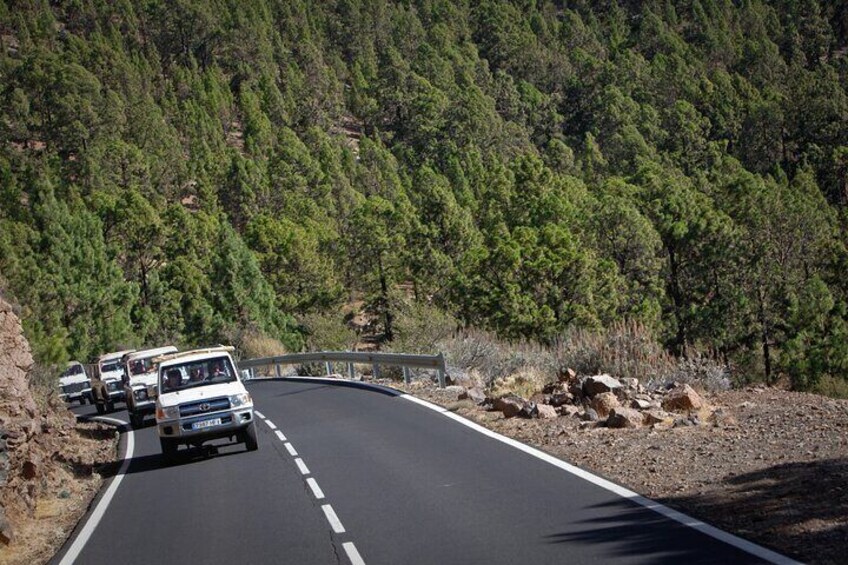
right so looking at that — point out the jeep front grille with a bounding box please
[179,397,230,417]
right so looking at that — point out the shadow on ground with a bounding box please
[658,458,848,564]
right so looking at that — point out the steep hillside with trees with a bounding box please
[2,0,848,393]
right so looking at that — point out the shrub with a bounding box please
[301,312,358,351]
[813,375,848,399]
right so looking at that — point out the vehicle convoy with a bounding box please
[154,346,257,458]
[87,350,134,414]
[122,346,178,428]
[58,362,90,405]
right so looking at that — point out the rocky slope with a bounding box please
[0,296,116,564]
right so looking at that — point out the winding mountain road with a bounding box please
[53,378,794,564]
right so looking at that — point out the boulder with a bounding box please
[583,374,623,397]
[458,387,487,406]
[621,377,639,390]
[492,395,536,419]
[549,392,573,407]
[708,408,738,428]
[560,405,581,417]
[630,398,653,410]
[607,407,644,429]
[530,393,552,406]
[589,392,620,418]
[445,385,466,398]
[580,407,599,422]
[643,409,674,426]
[537,404,558,419]
[662,384,704,412]
[558,367,578,383]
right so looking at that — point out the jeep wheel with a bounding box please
[95,403,105,415]
[130,413,144,429]
[243,422,258,452]
[160,438,178,459]
[77,397,86,406]
[105,400,115,413]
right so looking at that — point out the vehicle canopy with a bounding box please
[156,347,238,394]
[98,349,135,377]
[124,346,178,379]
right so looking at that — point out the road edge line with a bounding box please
[57,416,134,565]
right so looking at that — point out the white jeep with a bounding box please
[58,361,90,405]
[122,346,178,428]
[154,347,257,458]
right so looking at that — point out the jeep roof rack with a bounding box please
[152,345,235,365]
[124,346,178,362]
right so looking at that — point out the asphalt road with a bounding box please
[53,379,789,565]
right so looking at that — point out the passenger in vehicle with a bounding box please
[189,367,204,383]
[165,369,182,392]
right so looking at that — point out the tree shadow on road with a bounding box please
[543,497,770,564]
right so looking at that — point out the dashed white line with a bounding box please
[343,542,365,565]
[306,477,325,499]
[294,458,310,475]
[321,504,345,533]
[59,417,134,565]
[264,419,277,430]
[274,430,287,442]
[254,410,265,419]
[284,442,298,456]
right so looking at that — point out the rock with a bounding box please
[458,387,487,405]
[583,374,623,397]
[630,398,653,410]
[444,385,465,398]
[492,395,536,418]
[537,404,558,419]
[581,407,599,422]
[621,377,639,389]
[607,407,643,429]
[560,405,581,417]
[662,384,704,412]
[589,392,620,418]
[708,408,738,428]
[550,392,574,407]
[558,367,577,383]
[530,393,552,405]
[643,410,674,426]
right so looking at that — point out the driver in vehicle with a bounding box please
[165,369,182,392]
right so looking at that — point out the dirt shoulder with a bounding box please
[0,421,117,565]
[398,381,848,565]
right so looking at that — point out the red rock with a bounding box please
[590,392,620,418]
[662,384,704,412]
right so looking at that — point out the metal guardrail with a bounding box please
[239,351,448,388]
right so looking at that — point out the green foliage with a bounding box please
[2,0,848,395]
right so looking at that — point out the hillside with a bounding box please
[2,0,848,396]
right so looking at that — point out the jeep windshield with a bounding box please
[160,356,237,393]
[100,361,122,374]
[129,357,155,376]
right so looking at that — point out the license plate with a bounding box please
[192,418,222,430]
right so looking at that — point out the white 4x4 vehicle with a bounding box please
[58,362,90,405]
[154,347,257,458]
[122,346,177,428]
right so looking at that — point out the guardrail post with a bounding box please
[325,361,332,376]
[403,366,411,385]
[372,363,380,379]
[436,353,446,389]
[275,364,281,378]
[347,363,354,380]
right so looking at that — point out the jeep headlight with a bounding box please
[229,392,252,407]
[134,388,148,401]
[156,405,180,420]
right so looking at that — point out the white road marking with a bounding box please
[306,477,325,499]
[321,504,345,533]
[59,417,134,565]
[264,419,277,430]
[399,393,800,565]
[284,442,298,456]
[274,430,287,442]
[254,410,265,419]
[294,458,310,475]
[343,542,365,565]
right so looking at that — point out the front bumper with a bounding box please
[157,408,254,442]
[131,399,156,415]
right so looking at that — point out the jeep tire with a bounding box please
[242,422,258,451]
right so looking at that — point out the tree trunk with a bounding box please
[378,254,393,341]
